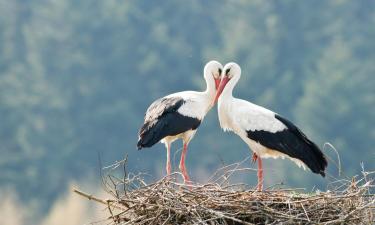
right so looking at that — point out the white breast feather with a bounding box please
[217,100,235,132]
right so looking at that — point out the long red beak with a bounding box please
[214,76,230,103]
[214,78,220,90]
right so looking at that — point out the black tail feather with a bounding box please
[301,141,328,177]
[137,120,167,149]
[275,115,328,176]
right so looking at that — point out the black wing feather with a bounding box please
[137,97,201,149]
[247,114,328,176]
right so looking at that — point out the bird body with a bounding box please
[138,90,211,149]
[137,61,223,183]
[218,98,325,173]
[215,62,327,190]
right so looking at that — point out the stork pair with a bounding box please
[137,61,327,191]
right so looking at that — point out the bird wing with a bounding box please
[142,96,185,130]
[233,99,286,133]
[137,96,201,149]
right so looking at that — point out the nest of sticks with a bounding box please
[75,158,374,224]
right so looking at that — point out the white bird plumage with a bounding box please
[219,98,287,133]
[215,62,327,191]
[137,61,223,183]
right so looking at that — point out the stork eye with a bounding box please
[225,68,231,75]
[218,68,222,74]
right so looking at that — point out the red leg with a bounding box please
[166,143,171,176]
[252,152,258,163]
[257,157,263,191]
[179,143,191,184]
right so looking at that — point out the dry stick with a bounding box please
[73,189,127,211]
[207,161,243,182]
[300,203,311,222]
[323,142,342,177]
[206,208,255,225]
[219,155,252,185]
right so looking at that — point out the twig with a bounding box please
[73,189,127,211]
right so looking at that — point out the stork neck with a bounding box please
[220,75,239,101]
[204,75,216,99]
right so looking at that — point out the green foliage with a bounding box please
[296,37,375,173]
[0,0,374,214]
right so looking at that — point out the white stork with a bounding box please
[137,61,223,183]
[215,62,327,191]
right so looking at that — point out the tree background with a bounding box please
[0,0,374,224]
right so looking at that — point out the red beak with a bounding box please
[214,76,230,103]
[214,78,220,90]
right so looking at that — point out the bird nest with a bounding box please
[74,158,374,224]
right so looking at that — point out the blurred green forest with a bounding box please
[0,0,374,220]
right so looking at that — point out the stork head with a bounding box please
[214,62,241,103]
[204,60,223,91]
